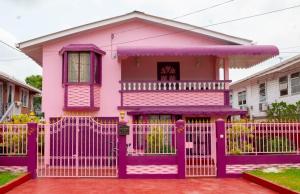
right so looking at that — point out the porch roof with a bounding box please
[117,45,279,68]
[126,106,246,116]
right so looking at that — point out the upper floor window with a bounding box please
[68,52,90,83]
[60,44,105,85]
[291,72,300,94]
[20,89,29,107]
[259,83,266,103]
[238,91,246,106]
[279,76,288,96]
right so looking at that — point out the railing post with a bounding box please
[216,119,226,177]
[175,120,185,179]
[27,122,38,179]
[118,121,127,178]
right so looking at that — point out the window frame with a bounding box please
[291,72,300,95]
[63,51,102,85]
[259,83,266,103]
[20,88,29,107]
[238,90,247,106]
[279,76,288,96]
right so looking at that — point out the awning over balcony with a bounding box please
[117,45,279,68]
[127,106,246,116]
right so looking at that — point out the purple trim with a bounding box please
[59,44,106,55]
[226,155,300,165]
[127,156,177,165]
[124,174,179,179]
[0,156,27,166]
[117,45,279,57]
[120,90,230,93]
[64,84,68,108]
[120,80,232,83]
[123,106,247,116]
[63,106,100,111]
[176,120,185,178]
[118,121,127,179]
[216,119,226,178]
[90,85,94,107]
[224,90,230,106]
[27,123,37,179]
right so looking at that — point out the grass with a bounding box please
[249,168,300,192]
[0,171,23,186]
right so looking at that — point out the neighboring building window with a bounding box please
[238,91,247,106]
[229,93,233,105]
[259,83,266,103]
[20,89,29,107]
[279,76,288,96]
[7,84,14,105]
[68,52,90,83]
[291,72,300,94]
[259,83,267,112]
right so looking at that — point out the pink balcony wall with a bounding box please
[122,92,225,107]
[42,19,231,120]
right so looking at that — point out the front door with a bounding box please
[157,62,180,81]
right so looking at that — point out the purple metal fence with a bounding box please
[37,117,118,177]
[216,120,300,177]
[0,123,37,178]
[118,120,185,178]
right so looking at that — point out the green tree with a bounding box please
[25,75,42,115]
[267,101,300,122]
[25,75,42,90]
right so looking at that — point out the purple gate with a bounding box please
[118,120,186,178]
[37,117,118,177]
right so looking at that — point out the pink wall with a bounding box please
[123,92,225,106]
[67,85,90,107]
[42,19,231,119]
[121,56,216,81]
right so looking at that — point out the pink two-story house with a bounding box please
[18,11,279,123]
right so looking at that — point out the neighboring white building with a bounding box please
[230,55,300,120]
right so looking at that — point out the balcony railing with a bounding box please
[120,80,231,92]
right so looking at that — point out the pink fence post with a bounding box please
[27,122,38,179]
[118,121,127,178]
[176,120,185,178]
[216,119,226,177]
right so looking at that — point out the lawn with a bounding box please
[0,171,23,186]
[249,168,300,192]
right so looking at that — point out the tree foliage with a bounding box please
[25,75,42,90]
[267,101,300,122]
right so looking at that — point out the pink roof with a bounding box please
[117,45,279,68]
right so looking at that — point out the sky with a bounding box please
[0,0,300,82]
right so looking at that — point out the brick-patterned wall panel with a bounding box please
[226,163,300,174]
[94,86,100,107]
[123,92,224,106]
[67,85,90,107]
[127,165,178,174]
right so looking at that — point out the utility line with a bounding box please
[1,4,300,61]
[114,0,236,35]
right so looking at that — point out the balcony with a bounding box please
[119,80,231,108]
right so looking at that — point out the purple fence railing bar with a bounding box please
[0,123,37,178]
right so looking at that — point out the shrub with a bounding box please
[227,123,254,154]
[146,127,175,154]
